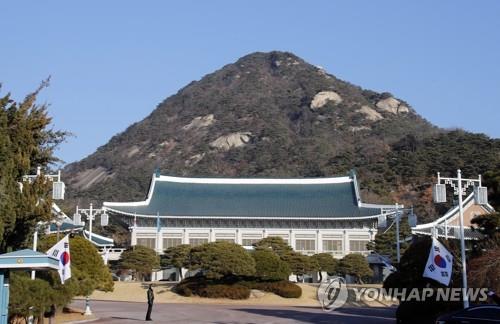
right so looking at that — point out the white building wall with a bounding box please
[133,226,374,258]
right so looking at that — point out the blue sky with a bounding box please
[1,1,499,164]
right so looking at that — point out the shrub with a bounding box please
[252,281,302,298]
[174,277,250,299]
[198,284,250,299]
[252,249,291,281]
[188,242,255,279]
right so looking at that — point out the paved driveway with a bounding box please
[71,300,396,323]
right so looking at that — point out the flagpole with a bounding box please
[395,203,400,263]
[457,170,469,308]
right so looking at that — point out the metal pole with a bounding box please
[457,169,469,308]
[395,203,400,263]
[84,295,92,316]
[31,230,38,280]
[89,203,93,242]
[56,223,61,241]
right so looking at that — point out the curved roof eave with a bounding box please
[102,206,383,220]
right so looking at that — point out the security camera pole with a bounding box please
[433,169,488,308]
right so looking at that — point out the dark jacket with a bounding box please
[147,287,154,304]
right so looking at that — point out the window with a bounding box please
[323,240,343,254]
[242,238,260,246]
[189,238,208,246]
[295,239,315,251]
[163,238,182,249]
[349,240,369,253]
[215,239,235,243]
[137,238,155,249]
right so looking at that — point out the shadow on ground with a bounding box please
[221,306,396,324]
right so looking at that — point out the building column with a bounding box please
[263,229,267,238]
[210,229,215,242]
[343,230,349,255]
[156,231,162,254]
[130,227,137,246]
[317,230,322,253]
[290,230,295,250]
[236,229,241,245]
[182,229,188,244]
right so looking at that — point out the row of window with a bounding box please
[138,237,369,253]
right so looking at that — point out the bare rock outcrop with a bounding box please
[182,114,215,131]
[375,97,409,115]
[210,132,252,151]
[310,91,342,109]
[185,153,205,167]
[70,167,113,190]
[350,126,371,132]
[357,105,383,121]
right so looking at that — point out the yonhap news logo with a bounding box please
[317,277,348,311]
[317,282,490,311]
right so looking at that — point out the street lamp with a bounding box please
[73,203,108,243]
[73,203,108,316]
[52,211,66,241]
[433,169,487,309]
[378,204,417,264]
[394,204,417,264]
[21,166,65,200]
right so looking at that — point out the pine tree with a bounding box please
[0,81,68,252]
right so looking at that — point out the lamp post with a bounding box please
[74,203,108,243]
[433,170,487,309]
[31,222,43,280]
[73,203,108,316]
[379,204,417,264]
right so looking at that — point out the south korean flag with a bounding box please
[47,234,72,284]
[423,238,453,286]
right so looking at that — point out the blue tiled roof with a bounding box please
[82,230,114,246]
[48,222,83,233]
[104,175,383,218]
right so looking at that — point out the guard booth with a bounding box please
[0,249,59,324]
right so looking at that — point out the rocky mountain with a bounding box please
[62,51,500,226]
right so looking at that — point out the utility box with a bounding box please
[52,181,65,200]
[408,213,417,228]
[378,214,387,228]
[474,186,488,205]
[101,212,109,226]
[73,213,82,226]
[433,184,447,203]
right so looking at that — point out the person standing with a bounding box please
[146,284,154,321]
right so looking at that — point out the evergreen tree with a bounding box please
[367,217,412,263]
[253,236,293,257]
[281,251,315,279]
[9,235,114,320]
[188,241,255,279]
[120,245,160,281]
[0,81,67,252]
[161,244,191,279]
[311,253,338,281]
[338,254,373,284]
[252,249,291,281]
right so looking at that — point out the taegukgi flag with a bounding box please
[47,234,71,284]
[423,238,453,286]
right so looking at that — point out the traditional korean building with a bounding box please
[103,171,397,258]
